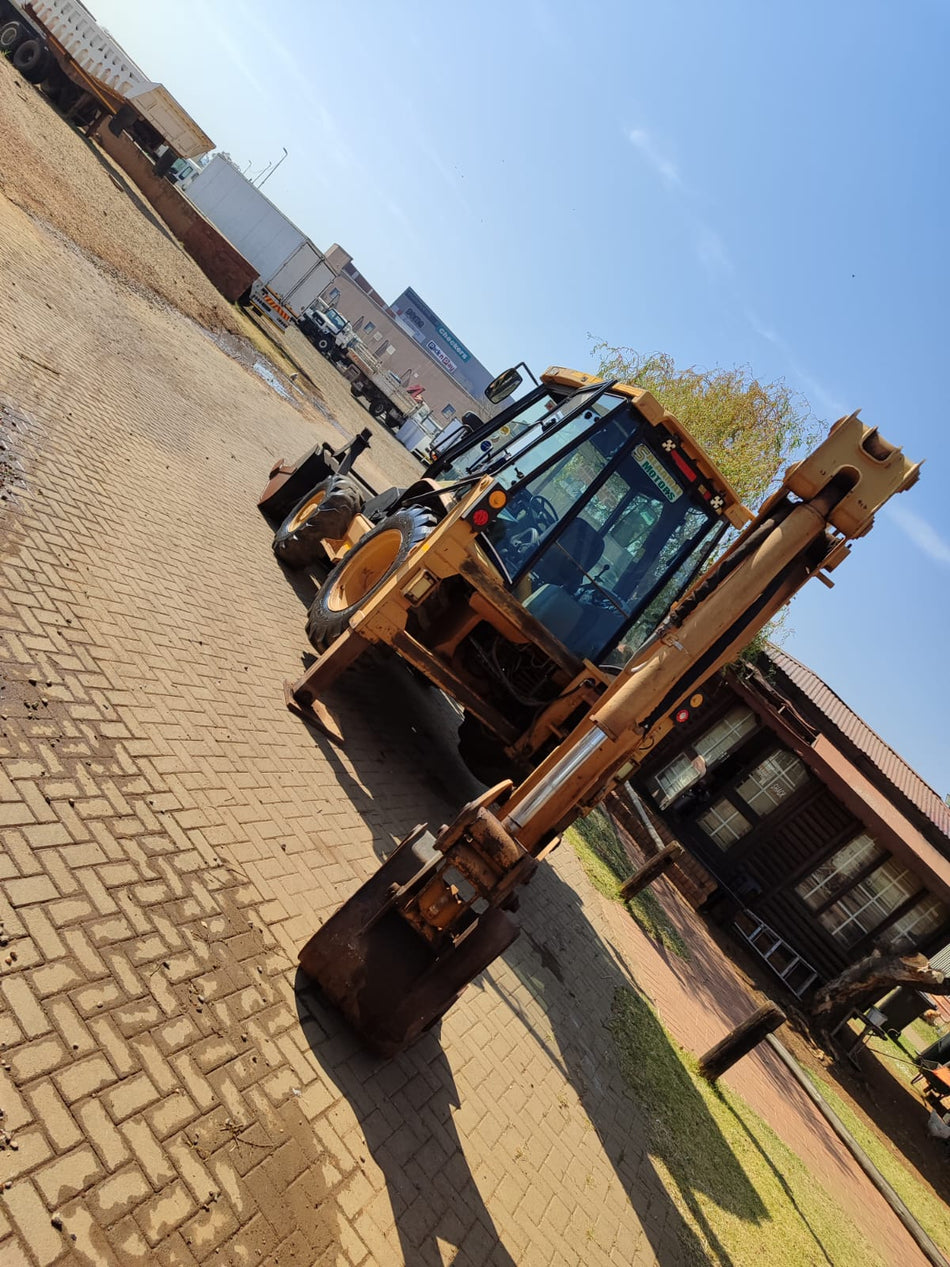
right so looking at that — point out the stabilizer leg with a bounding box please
[285,631,371,745]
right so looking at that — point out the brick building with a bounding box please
[623,647,950,998]
[320,246,497,424]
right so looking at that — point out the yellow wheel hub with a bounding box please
[326,530,402,611]
[287,490,326,532]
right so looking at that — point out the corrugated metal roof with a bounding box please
[766,646,950,842]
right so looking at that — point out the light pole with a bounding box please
[257,147,288,189]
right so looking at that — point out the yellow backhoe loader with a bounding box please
[260,365,749,780]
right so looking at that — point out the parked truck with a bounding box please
[185,154,333,328]
[0,0,211,157]
[343,342,433,431]
[298,305,357,361]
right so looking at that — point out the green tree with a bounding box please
[593,344,824,658]
[592,344,820,510]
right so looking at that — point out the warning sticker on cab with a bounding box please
[634,445,682,502]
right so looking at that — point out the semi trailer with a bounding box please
[185,154,333,328]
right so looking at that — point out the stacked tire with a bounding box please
[272,473,364,570]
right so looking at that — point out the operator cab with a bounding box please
[433,373,734,667]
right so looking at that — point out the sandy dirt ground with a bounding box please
[0,62,241,338]
[0,55,423,499]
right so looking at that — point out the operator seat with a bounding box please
[523,517,615,660]
[531,516,603,590]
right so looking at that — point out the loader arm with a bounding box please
[298,412,921,1055]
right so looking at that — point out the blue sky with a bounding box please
[91,0,949,795]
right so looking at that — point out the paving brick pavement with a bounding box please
[0,191,709,1265]
[0,175,921,1267]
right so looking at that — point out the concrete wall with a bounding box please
[94,128,258,303]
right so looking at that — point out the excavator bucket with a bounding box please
[298,831,518,1056]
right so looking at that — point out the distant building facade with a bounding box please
[320,247,496,423]
[390,287,495,401]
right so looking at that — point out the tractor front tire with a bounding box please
[306,506,435,651]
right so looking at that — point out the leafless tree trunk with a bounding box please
[810,949,949,1032]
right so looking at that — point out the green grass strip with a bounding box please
[801,1065,950,1256]
[609,986,888,1266]
[567,809,690,960]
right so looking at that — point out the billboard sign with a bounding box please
[426,340,457,374]
[390,286,493,398]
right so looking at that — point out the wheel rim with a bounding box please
[287,489,326,532]
[326,530,403,611]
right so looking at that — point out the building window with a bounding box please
[327,288,340,304]
[364,321,376,334]
[697,799,752,849]
[700,707,758,765]
[654,753,704,804]
[441,404,457,418]
[878,895,948,952]
[693,745,808,850]
[652,705,757,804]
[736,750,809,816]
[796,833,883,910]
[816,858,919,948]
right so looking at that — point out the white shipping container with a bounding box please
[186,156,308,284]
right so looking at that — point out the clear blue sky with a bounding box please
[91,0,949,795]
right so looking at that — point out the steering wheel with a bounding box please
[509,526,540,561]
[529,495,558,532]
[575,580,627,613]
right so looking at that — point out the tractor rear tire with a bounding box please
[306,505,435,651]
[457,714,522,786]
[272,474,363,570]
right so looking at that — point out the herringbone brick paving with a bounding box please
[0,190,693,1265]
[0,86,925,1265]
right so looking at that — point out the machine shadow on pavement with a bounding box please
[294,972,518,1267]
[287,653,780,1264]
[493,864,772,1266]
[273,556,323,610]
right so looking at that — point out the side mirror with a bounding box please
[485,367,523,404]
